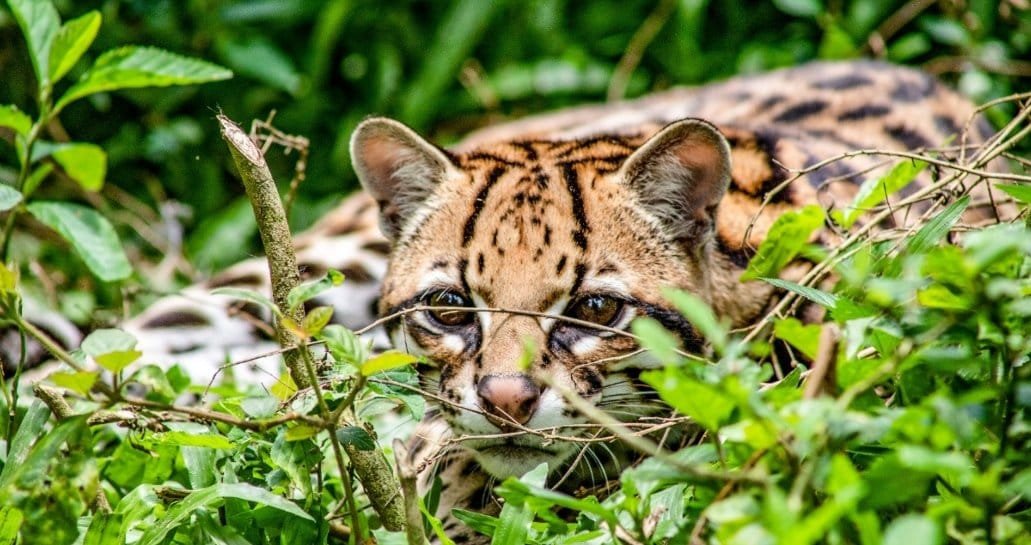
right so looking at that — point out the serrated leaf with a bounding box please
[49,143,107,191]
[742,205,825,281]
[301,305,334,336]
[26,201,131,282]
[139,483,312,545]
[995,183,1031,204]
[762,277,839,309]
[0,186,22,212]
[833,159,926,228]
[48,11,101,84]
[151,431,234,449]
[0,506,24,544]
[0,104,32,137]
[95,350,142,373]
[360,351,417,376]
[56,46,232,112]
[773,318,821,360]
[287,269,345,312]
[82,512,123,545]
[81,328,137,357]
[335,426,375,450]
[7,0,61,88]
[49,370,99,396]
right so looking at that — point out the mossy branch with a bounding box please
[217,114,405,538]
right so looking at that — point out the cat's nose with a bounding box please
[477,374,541,426]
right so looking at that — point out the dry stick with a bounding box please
[32,383,112,514]
[217,115,405,536]
[607,0,677,102]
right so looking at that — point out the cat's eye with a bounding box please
[566,295,623,327]
[425,291,475,327]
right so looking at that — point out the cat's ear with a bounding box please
[350,117,459,240]
[617,119,732,245]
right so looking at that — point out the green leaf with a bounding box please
[1,416,86,489]
[81,328,137,357]
[95,350,141,373]
[49,143,107,191]
[772,0,822,17]
[742,205,825,281]
[773,318,821,360]
[0,401,50,488]
[335,426,375,450]
[301,306,334,336]
[7,0,61,88]
[320,324,368,367]
[883,514,941,545]
[139,483,312,545]
[832,159,926,229]
[26,201,131,282]
[287,269,345,312]
[150,431,235,450]
[0,186,23,212]
[21,163,53,197]
[215,35,302,94]
[904,196,968,256]
[996,183,1031,204]
[662,288,727,352]
[211,287,278,315]
[49,370,99,396]
[82,512,123,545]
[761,277,839,309]
[360,351,417,376]
[642,369,734,431]
[0,104,32,137]
[285,424,320,441]
[55,46,232,112]
[0,506,23,545]
[492,491,534,545]
[631,317,681,363]
[48,11,102,84]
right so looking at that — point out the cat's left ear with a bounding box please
[617,118,732,244]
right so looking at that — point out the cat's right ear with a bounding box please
[350,118,458,241]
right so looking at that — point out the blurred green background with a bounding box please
[0,0,1028,320]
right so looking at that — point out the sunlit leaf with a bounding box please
[0,104,32,137]
[26,201,132,281]
[631,317,681,364]
[287,269,345,312]
[0,505,23,544]
[82,512,123,545]
[360,351,417,376]
[883,514,941,545]
[56,46,232,112]
[49,370,99,396]
[773,318,821,360]
[642,369,734,431]
[0,186,23,212]
[996,183,1031,204]
[832,159,926,229]
[81,328,137,357]
[742,205,825,281]
[49,143,107,191]
[7,0,61,88]
[48,11,102,84]
[150,431,235,450]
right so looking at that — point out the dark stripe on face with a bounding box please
[886,124,932,149]
[715,235,755,268]
[570,263,587,294]
[812,74,872,90]
[462,166,506,247]
[639,302,705,354]
[460,152,523,167]
[837,104,892,121]
[554,136,635,158]
[772,100,828,123]
[511,140,538,161]
[561,165,589,251]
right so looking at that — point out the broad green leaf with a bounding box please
[7,0,61,87]
[56,46,233,112]
[95,350,142,373]
[211,287,278,315]
[832,159,926,228]
[773,318,821,359]
[81,328,137,357]
[48,11,102,84]
[26,201,131,282]
[360,351,417,376]
[642,369,734,430]
[320,324,368,367]
[0,262,16,294]
[139,483,312,545]
[662,288,727,351]
[1,416,86,489]
[0,506,23,545]
[492,491,533,545]
[772,0,822,17]
[150,431,235,450]
[287,269,344,312]
[82,512,123,545]
[0,401,50,487]
[761,277,839,309]
[301,305,333,336]
[50,143,107,191]
[335,426,375,450]
[904,196,968,256]
[240,396,279,418]
[0,186,22,212]
[631,317,681,363]
[285,424,320,441]
[0,104,31,137]
[742,205,825,281]
[995,183,1031,204]
[883,514,941,545]
[49,370,99,396]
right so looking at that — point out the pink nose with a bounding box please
[477,374,541,426]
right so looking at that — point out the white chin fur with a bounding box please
[472,443,577,479]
